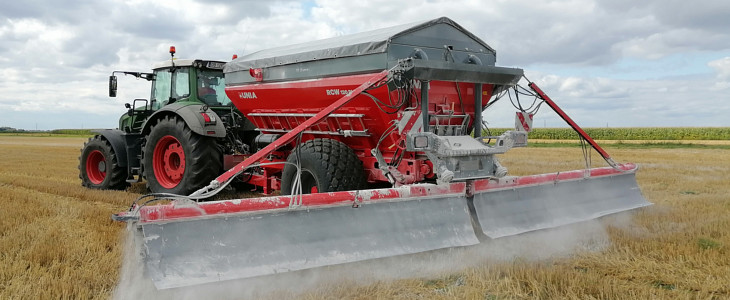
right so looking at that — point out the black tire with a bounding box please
[79,135,128,190]
[281,138,366,195]
[142,115,222,195]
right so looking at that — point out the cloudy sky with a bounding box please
[1,0,729,130]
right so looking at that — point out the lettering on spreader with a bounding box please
[326,89,353,96]
[239,92,258,99]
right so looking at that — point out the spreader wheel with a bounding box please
[79,135,128,190]
[281,138,366,195]
[142,116,222,195]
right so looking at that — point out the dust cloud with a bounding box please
[113,213,636,299]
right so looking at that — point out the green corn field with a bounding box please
[485,127,730,140]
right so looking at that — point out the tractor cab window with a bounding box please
[151,68,191,108]
[173,68,190,100]
[197,70,231,106]
[151,69,171,109]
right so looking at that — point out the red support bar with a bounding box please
[140,182,467,223]
[470,163,637,193]
[528,82,612,162]
[212,70,390,186]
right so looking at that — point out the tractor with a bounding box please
[79,47,257,195]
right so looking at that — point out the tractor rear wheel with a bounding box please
[142,116,222,195]
[79,135,128,190]
[281,138,366,195]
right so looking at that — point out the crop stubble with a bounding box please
[0,136,728,299]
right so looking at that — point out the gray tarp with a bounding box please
[224,17,497,74]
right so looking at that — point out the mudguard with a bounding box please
[91,129,128,167]
[141,102,226,138]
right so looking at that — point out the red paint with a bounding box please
[85,150,106,184]
[201,112,211,123]
[226,75,491,152]
[138,182,467,223]
[133,163,638,224]
[219,72,609,194]
[216,71,389,185]
[225,71,495,189]
[470,163,637,193]
[517,112,532,132]
[153,135,185,188]
[249,68,263,82]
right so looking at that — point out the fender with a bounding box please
[141,102,226,138]
[91,129,129,167]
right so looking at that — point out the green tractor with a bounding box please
[79,47,256,195]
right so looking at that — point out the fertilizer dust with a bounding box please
[113,210,636,300]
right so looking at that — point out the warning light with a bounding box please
[249,68,263,82]
[232,54,238,60]
[169,46,176,55]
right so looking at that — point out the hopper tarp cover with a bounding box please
[224,17,498,84]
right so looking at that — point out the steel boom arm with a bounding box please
[528,82,616,166]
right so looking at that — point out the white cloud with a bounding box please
[536,75,630,99]
[0,0,729,129]
[709,57,730,78]
[708,57,730,90]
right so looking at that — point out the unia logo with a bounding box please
[239,91,258,99]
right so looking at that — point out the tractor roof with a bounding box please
[153,59,226,70]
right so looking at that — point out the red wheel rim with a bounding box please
[153,135,186,189]
[86,150,106,184]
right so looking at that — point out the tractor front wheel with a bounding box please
[281,138,366,195]
[142,116,222,195]
[79,135,128,190]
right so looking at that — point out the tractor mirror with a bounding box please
[109,75,118,97]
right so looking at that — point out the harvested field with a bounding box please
[0,135,728,299]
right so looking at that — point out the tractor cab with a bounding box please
[109,57,231,133]
[148,59,231,109]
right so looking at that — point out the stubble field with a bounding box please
[0,135,728,299]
